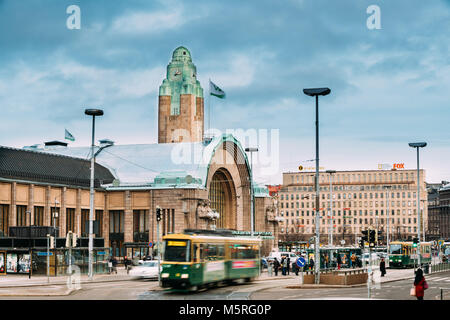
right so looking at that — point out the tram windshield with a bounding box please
[390,244,402,255]
[163,240,191,262]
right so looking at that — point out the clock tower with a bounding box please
[158,46,204,143]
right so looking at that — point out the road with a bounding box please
[2,271,449,300]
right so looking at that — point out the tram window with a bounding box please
[164,240,191,262]
[390,244,402,254]
[231,244,257,259]
[200,243,225,261]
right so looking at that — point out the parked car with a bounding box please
[361,253,379,266]
[128,260,159,279]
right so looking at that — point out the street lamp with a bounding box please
[420,199,426,242]
[409,142,426,266]
[326,170,336,246]
[85,108,104,280]
[245,147,258,237]
[303,87,331,284]
[27,210,32,279]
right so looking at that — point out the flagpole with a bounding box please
[208,78,211,137]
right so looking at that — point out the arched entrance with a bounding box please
[208,168,236,229]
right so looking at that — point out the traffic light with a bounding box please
[362,230,368,242]
[72,233,77,247]
[359,238,365,248]
[156,206,162,222]
[369,229,376,247]
[413,237,419,248]
[49,235,55,249]
[66,231,73,248]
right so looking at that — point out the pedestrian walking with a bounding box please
[413,268,428,300]
[108,258,113,274]
[380,258,386,277]
[287,257,291,275]
[281,256,287,276]
[309,258,314,271]
[273,258,280,276]
[124,256,131,274]
[324,255,329,269]
[112,257,118,274]
[351,253,357,268]
[337,254,342,270]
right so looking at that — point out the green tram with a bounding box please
[389,241,432,268]
[160,230,261,291]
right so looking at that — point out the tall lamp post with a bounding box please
[303,87,331,284]
[245,147,258,237]
[85,108,104,280]
[326,170,336,246]
[408,142,426,267]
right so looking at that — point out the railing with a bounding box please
[430,262,450,273]
[440,288,450,300]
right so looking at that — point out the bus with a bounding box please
[389,241,432,268]
[160,229,261,291]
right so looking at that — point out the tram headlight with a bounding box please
[161,273,169,278]
[181,274,189,279]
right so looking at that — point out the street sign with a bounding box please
[37,252,53,256]
[149,242,153,248]
[97,251,106,255]
[296,257,306,268]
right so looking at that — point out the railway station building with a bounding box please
[0,47,281,267]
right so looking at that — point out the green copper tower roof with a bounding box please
[159,46,204,115]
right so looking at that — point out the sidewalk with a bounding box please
[260,267,417,289]
[0,268,133,296]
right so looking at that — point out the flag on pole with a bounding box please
[65,129,75,141]
[209,80,226,99]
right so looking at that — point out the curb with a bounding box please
[0,288,76,297]
[0,277,135,289]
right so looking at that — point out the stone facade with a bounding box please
[279,169,427,243]
[0,181,279,257]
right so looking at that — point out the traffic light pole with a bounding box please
[47,234,50,283]
[156,206,161,286]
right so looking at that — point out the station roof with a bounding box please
[40,134,255,191]
[0,146,115,188]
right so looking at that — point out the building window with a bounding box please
[109,210,124,233]
[81,209,89,237]
[66,208,75,232]
[16,205,27,226]
[0,204,8,236]
[34,206,44,226]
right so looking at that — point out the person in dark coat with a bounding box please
[273,258,280,276]
[286,257,291,275]
[337,254,342,270]
[309,258,314,271]
[414,268,427,300]
[380,258,386,277]
[112,257,118,274]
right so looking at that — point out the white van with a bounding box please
[267,251,300,264]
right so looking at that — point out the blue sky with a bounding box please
[1,0,449,185]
